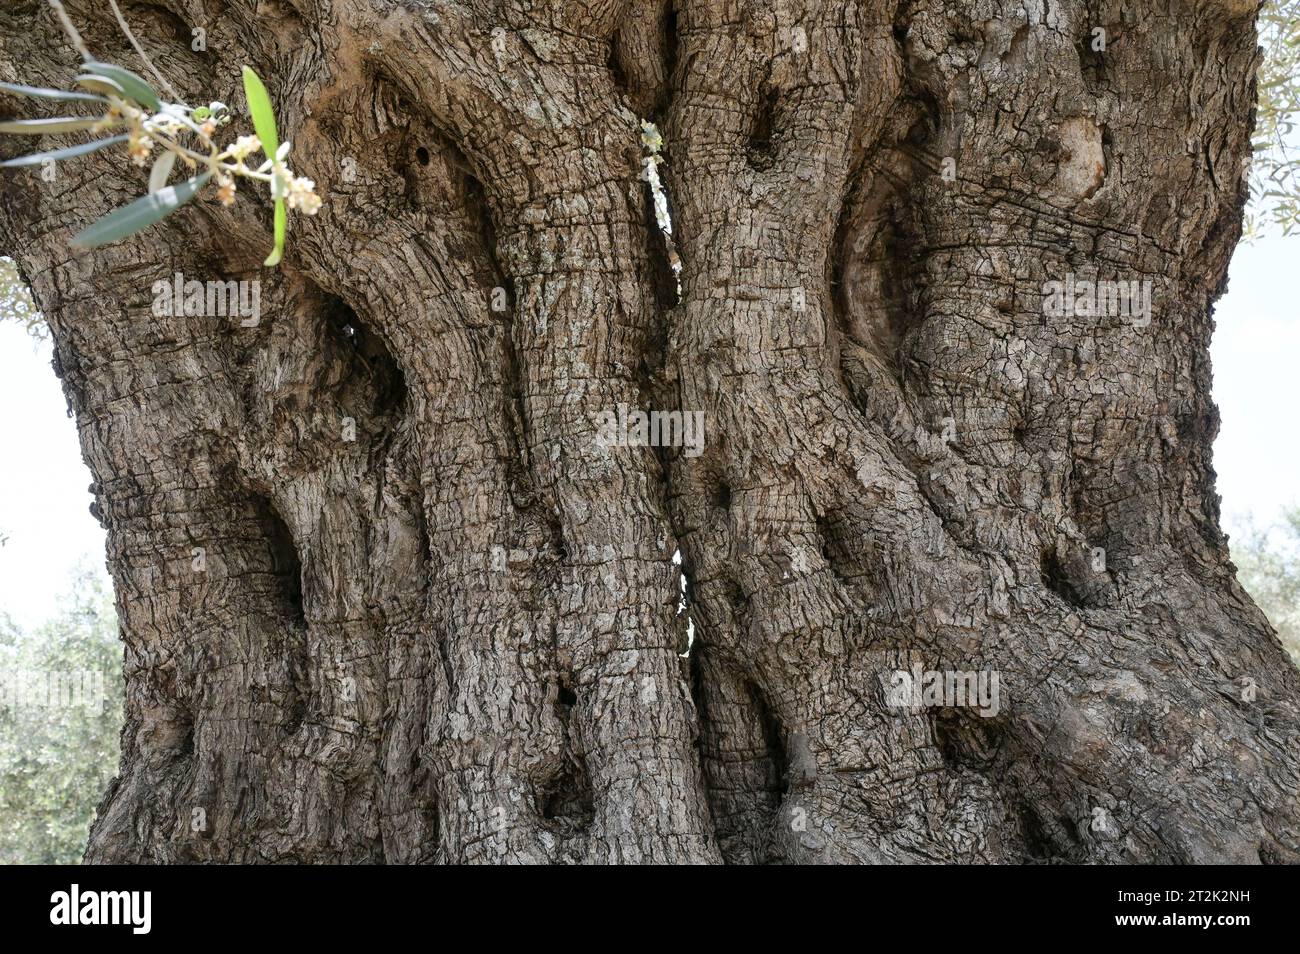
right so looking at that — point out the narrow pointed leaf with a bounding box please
[71,172,212,248]
[241,66,279,157]
[76,75,128,99]
[264,198,286,267]
[0,117,108,135]
[0,82,106,105]
[84,62,160,112]
[148,151,176,193]
[0,134,127,167]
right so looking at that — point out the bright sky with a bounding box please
[0,237,1296,627]
[1208,234,1300,532]
[0,319,109,627]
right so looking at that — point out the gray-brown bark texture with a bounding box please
[1,0,1297,864]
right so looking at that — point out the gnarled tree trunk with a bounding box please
[1,0,1296,864]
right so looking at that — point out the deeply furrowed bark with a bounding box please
[0,0,1295,864]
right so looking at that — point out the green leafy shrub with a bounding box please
[0,568,122,864]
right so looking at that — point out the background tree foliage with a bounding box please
[0,568,121,864]
[1251,0,1300,234]
[0,256,42,339]
[1231,508,1300,667]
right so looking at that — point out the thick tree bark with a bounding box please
[1,0,1296,863]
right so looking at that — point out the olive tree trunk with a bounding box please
[1,0,1297,863]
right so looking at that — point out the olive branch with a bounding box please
[0,0,320,267]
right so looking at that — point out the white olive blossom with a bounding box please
[228,134,261,163]
[216,175,236,207]
[127,134,152,167]
[286,175,321,215]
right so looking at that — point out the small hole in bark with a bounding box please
[815,514,837,567]
[1078,29,1109,90]
[606,35,629,96]
[415,146,430,166]
[178,721,195,758]
[746,88,779,169]
[932,706,1001,773]
[538,758,594,830]
[557,683,577,708]
[713,483,732,510]
[1059,813,1082,845]
[283,696,307,736]
[1040,545,1085,607]
[726,578,748,612]
[1018,806,1059,860]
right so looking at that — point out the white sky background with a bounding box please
[0,235,1296,627]
[0,318,109,627]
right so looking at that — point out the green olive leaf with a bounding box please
[0,117,109,135]
[148,151,177,193]
[240,66,279,157]
[264,198,286,267]
[75,75,127,99]
[0,82,107,105]
[84,62,161,112]
[0,134,128,167]
[71,172,212,248]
